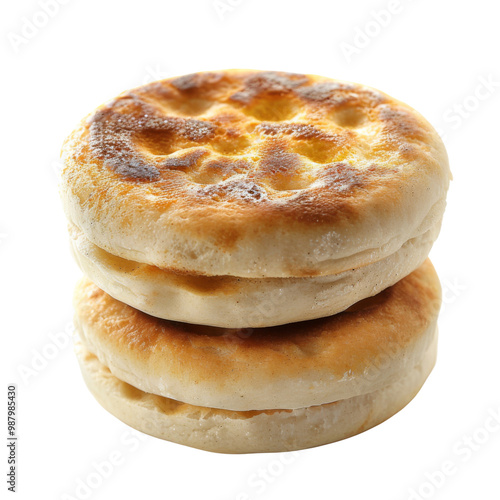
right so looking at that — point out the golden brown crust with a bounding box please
[73,260,441,410]
[61,70,450,277]
[67,70,414,218]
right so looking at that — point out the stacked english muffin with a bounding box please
[61,70,450,453]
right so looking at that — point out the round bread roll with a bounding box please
[61,70,450,279]
[73,260,441,411]
[69,220,440,327]
[75,333,437,453]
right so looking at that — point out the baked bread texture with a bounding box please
[73,260,441,411]
[75,333,437,453]
[61,70,449,278]
[61,70,449,326]
[62,71,448,452]
[69,219,439,327]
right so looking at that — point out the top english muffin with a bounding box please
[61,70,450,278]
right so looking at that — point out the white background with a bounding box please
[2,0,499,499]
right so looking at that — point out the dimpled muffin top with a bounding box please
[61,70,450,276]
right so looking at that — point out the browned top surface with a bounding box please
[63,70,445,229]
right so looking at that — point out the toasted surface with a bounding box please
[75,334,437,453]
[70,220,440,327]
[61,70,450,277]
[73,260,441,410]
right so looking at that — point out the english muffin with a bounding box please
[73,260,440,411]
[61,70,449,326]
[75,334,437,453]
